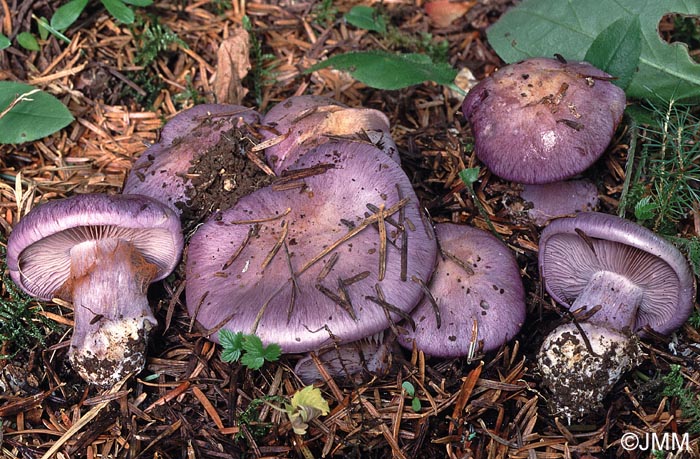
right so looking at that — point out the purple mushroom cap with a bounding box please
[539,212,696,335]
[123,104,260,214]
[186,141,437,353]
[398,223,525,357]
[462,57,626,184]
[261,95,400,174]
[7,193,184,386]
[520,179,599,226]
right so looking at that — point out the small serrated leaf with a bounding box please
[0,82,74,144]
[344,6,386,34]
[305,50,458,90]
[219,329,244,362]
[16,32,40,51]
[634,196,657,221]
[101,0,135,24]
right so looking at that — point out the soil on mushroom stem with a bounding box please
[178,124,273,229]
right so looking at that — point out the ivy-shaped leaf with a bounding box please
[487,0,700,102]
[584,15,642,90]
[0,82,74,144]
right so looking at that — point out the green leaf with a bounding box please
[344,6,386,34]
[401,381,415,397]
[16,32,39,51]
[306,51,458,90]
[51,0,89,31]
[584,15,642,90]
[37,16,71,44]
[219,329,244,362]
[101,0,135,24]
[487,0,700,102]
[459,167,480,185]
[240,335,281,370]
[411,396,421,412]
[0,34,10,50]
[634,196,657,221]
[121,0,153,6]
[0,82,74,144]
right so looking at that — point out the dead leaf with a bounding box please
[424,1,475,28]
[213,28,251,104]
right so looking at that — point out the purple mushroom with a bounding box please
[293,333,395,385]
[186,141,437,353]
[462,57,626,184]
[123,104,261,215]
[6,193,184,386]
[398,223,525,357]
[536,212,696,420]
[520,179,599,226]
[260,95,400,174]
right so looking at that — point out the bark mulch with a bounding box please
[0,1,699,458]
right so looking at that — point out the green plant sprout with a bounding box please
[458,167,503,242]
[242,15,278,107]
[401,381,422,412]
[219,329,281,370]
[621,100,700,234]
[311,0,338,27]
[661,364,700,434]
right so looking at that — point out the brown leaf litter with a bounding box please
[1,1,699,458]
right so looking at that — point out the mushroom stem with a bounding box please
[65,238,158,386]
[568,270,643,332]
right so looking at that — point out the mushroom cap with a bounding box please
[159,104,259,148]
[123,104,260,213]
[293,333,394,385]
[261,95,400,174]
[462,57,626,184]
[7,193,184,301]
[520,179,599,226]
[398,223,525,357]
[186,141,437,353]
[539,212,696,335]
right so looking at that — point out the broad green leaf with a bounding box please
[306,51,458,90]
[101,0,135,24]
[121,0,153,5]
[16,32,39,51]
[0,34,9,50]
[0,82,74,144]
[487,0,700,102]
[51,0,89,31]
[345,6,386,34]
[584,15,642,90]
[240,335,280,369]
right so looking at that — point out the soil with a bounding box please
[178,124,273,230]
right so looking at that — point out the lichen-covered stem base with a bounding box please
[66,239,158,386]
[537,322,641,422]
